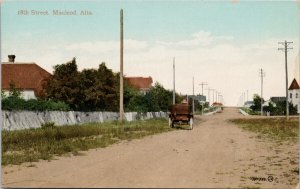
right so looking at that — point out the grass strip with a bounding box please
[229,117,299,141]
[2,118,172,165]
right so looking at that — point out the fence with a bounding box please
[2,111,168,131]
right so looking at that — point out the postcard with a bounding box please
[1,1,299,188]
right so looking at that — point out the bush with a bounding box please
[41,122,56,129]
[2,97,70,111]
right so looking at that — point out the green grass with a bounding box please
[240,107,260,115]
[230,118,299,141]
[2,119,172,166]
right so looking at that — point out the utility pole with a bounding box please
[205,87,211,106]
[247,90,248,102]
[211,89,215,104]
[278,40,293,120]
[173,57,175,105]
[259,68,265,116]
[192,77,195,113]
[119,9,124,123]
[243,92,245,106]
[199,82,208,115]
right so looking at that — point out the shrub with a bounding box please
[2,97,70,111]
[41,122,56,129]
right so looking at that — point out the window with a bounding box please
[290,93,292,98]
[296,93,298,98]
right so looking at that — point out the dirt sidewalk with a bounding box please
[2,107,299,188]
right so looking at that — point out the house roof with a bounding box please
[270,97,286,103]
[212,102,223,106]
[288,78,300,90]
[2,63,52,96]
[125,76,153,90]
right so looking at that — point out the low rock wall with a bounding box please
[2,111,168,131]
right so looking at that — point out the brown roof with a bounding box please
[288,78,300,90]
[125,76,153,90]
[2,63,52,97]
[212,102,223,106]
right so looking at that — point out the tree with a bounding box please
[143,82,183,112]
[124,83,147,112]
[46,58,82,110]
[46,60,120,111]
[250,94,264,112]
[45,58,183,112]
[79,63,119,111]
[264,100,298,115]
[8,81,22,98]
[1,90,7,99]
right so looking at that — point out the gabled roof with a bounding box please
[212,102,223,106]
[270,97,286,103]
[288,78,300,90]
[125,76,153,90]
[2,63,52,96]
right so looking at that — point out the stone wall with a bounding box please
[203,107,222,116]
[239,109,249,116]
[2,111,168,131]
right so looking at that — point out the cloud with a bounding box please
[157,31,233,47]
[64,39,148,54]
[2,31,299,106]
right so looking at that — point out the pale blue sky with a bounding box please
[2,1,299,42]
[1,1,299,106]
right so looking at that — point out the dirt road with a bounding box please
[2,107,299,188]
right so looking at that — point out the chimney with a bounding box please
[8,55,16,63]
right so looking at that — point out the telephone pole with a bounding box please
[173,57,175,105]
[119,9,124,123]
[192,77,195,113]
[211,89,215,104]
[259,68,265,116]
[205,87,211,106]
[278,40,293,120]
[199,82,208,115]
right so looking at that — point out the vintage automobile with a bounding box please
[168,103,193,130]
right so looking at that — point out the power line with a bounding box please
[199,82,208,115]
[278,40,293,120]
[205,87,212,106]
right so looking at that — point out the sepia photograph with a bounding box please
[1,0,299,188]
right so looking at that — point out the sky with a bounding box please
[1,0,300,106]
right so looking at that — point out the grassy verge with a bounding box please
[240,107,260,115]
[2,119,172,166]
[230,117,299,141]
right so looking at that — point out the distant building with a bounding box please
[288,78,300,107]
[2,55,52,99]
[212,102,223,107]
[270,97,286,104]
[189,95,206,102]
[125,76,153,94]
[244,101,254,108]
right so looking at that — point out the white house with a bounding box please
[288,78,300,108]
[2,55,52,100]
